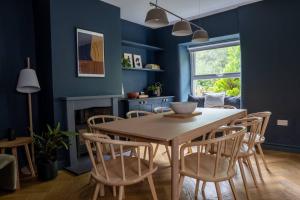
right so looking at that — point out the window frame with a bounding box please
[189,40,241,96]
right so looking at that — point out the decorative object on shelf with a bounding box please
[33,123,77,181]
[123,53,133,68]
[121,56,132,68]
[133,54,143,68]
[145,64,160,70]
[170,102,198,114]
[127,92,139,99]
[147,82,162,97]
[145,1,208,42]
[138,94,149,99]
[76,28,105,77]
[16,57,40,164]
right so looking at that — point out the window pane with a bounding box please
[194,45,241,75]
[193,78,241,97]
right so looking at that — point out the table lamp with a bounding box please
[16,57,40,163]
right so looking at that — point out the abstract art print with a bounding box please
[77,28,105,77]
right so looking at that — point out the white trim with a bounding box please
[188,40,240,52]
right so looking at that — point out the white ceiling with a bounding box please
[101,0,262,28]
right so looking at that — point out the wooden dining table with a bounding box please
[94,108,247,200]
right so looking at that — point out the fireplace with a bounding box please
[62,95,121,174]
[75,106,112,158]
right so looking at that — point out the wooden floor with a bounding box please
[1,148,300,200]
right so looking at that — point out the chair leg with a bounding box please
[201,181,206,197]
[238,158,250,200]
[178,175,185,197]
[113,186,117,197]
[195,179,200,199]
[143,146,148,160]
[214,182,223,200]
[147,176,158,200]
[165,145,172,165]
[93,184,100,200]
[100,184,105,197]
[254,152,263,180]
[118,186,124,200]
[153,144,159,158]
[257,144,270,171]
[246,157,258,187]
[229,179,238,200]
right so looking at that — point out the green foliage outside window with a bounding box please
[194,45,241,96]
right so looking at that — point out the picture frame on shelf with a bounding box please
[123,53,133,68]
[76,28,105,77]
[133,54,142,68]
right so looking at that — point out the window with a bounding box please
[190,40,241,97]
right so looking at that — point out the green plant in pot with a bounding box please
[33,123,76,181]
[147,82,162,97]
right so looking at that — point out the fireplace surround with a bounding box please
[62,95,121,174]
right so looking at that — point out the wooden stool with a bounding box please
[0,137,36,189]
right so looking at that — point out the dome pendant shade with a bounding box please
[16,68,40,93]
[192,29,209,42]
[145,8,169,28]
[172,21,193,36]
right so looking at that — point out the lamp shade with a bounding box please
[16,68,40,93]
[145,8,169,28]
[192,29,209,42]
[172,21,193,36]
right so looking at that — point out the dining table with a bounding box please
[93,107,247,200]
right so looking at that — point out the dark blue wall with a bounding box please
[154,0,300,151]
[48,0,122,125]
[121,20,159,94]
[0,0,38,138]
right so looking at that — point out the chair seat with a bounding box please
[92,157,158,186]
[180,153,236,182]
[210,141,256,157]
[243,132,265,144]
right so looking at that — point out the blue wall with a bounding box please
[0,0,38,138]
[154,0,300,151]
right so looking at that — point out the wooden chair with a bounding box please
[247,111,272,172]
[178,126,246,200]
[126,110,154,118]
[82,133,158,200]
[210,105,237,109]
[126,110,172,165]
[229,117,263,200]
[153,106,171,113]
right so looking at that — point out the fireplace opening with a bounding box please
[75,106,112,158]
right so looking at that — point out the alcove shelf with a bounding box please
[121,40,163,51]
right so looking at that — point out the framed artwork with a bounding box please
[133,54,142,68]
[76,28,105,77]
[123,53,133,67]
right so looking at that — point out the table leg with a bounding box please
[24,144,36,177]
[171,139,180,200]
[11,147,20,190]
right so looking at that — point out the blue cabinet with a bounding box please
[120,96,174,117]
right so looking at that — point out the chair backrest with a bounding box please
[210,105,237,109]
[126,110,154,118]
[153,107,171,113]
[87,115,124,133]
[231,117,263,153]
[180,126,246,178]
[82,133,154,183]
[248,111,271,139]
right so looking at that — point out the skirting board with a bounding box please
[262,142,300,153]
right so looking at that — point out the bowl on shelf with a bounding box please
[170,102,197,114]
[127,92,139,99]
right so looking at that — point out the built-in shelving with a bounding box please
[121,40,163,51]
[122,67,164,72]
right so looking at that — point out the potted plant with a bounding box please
[33,123,76,181]
[147,82,162,97]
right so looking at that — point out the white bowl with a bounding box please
[170,102,197,114]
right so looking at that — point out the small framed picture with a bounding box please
[123,53,133,68]
[133,54,142,68]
